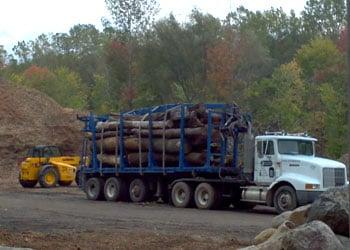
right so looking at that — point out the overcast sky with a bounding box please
[0,0,307,53]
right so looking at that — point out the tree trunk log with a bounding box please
[96,120,174,132]
[97,154,120,166]
[129,127,206,138]
[96,137,192,154]
[186,152,206,165]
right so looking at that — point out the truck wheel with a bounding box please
[58,181,73,186]
[75,169,81,186]
[171,182,193,208]
[273,185,297,214]
[104,177,127,201]
[129,178,149,202]
[85,177,105,200]
[39,165,59,188]
[194,183,217,209]
[19,173,37,188]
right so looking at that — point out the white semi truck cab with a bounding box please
[241,132,348,213]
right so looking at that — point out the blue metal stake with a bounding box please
[206,111,212,167]
[233,130,239,169]
[179,104,185,169]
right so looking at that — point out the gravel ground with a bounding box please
[0,185,275,249]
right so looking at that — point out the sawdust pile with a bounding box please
[0,83,84,185]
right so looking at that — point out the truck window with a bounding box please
[278,140,313,156]
[263,141,274,155]
[257,141,263,158]
[257,140,274,157]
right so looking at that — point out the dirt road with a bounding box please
[0,186,274,249]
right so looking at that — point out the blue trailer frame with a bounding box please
[79,103,249,178]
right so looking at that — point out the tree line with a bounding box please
[0,0,348,158]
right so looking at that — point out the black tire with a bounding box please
[273,185,297,214]
[194,183,218,209]
[75,169,81,186]
[19,173,37,188]
[58,181,73,187]
[129,178,149,202]
[104,177,128,201]
[85,177,105,200]
[171,182,193,208]
[38,165,59,188]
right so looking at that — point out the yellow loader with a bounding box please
[19,145,80,188]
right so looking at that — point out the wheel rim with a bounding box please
[131,184,141,198]
[175,188,186,204]
[107,182,116,198]
[277,191,293,211]
[45,172,55,185]
[197,189,209,206]
[88,183,97,197]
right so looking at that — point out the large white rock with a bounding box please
[271,204,311,228]
[307,185,350,237]
[252,228,276,245]
[241,220,344,250]
[271,211,292,228]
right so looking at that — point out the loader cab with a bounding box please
[253,132,316,185]
[27,145,62,158]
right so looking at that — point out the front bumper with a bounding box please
[296,190,323,205]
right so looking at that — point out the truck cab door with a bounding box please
[254,140,278,184]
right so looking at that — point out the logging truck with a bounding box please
[78,103,348,213]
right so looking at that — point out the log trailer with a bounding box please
[78,103,348,213]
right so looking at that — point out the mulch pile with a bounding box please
[0,82,84,186]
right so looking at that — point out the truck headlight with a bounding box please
[305,184,320,190]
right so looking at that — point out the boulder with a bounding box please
[288,204,311,226]
[272,204,311,228]
[336,234,350,250]
[252,228,276,245]
[271,211,292,228]
[307,185,350,236]
[241,221,344,250]
[240,221,295,250]
[280,220,344,250]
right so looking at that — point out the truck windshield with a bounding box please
[278,140,313,156]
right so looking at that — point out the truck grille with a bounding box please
[323,168,345,188]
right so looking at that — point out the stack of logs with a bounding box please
[87,104,230,167]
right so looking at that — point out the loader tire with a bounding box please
[59,181,73,187]
[19,173,37,188]
[85,177,105,200]
[75,169,81,186]
[39,165,59,188]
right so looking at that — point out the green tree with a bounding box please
[12,65,87,109]
[13,41,31,63]
[295,37,347,157]
[302,0,346,40]
[0,45,7,69]
[296,37,344,82]
[247,61,305,132]
[227,7,304,64]
[105,0,159,108]
[319,83,348,157]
